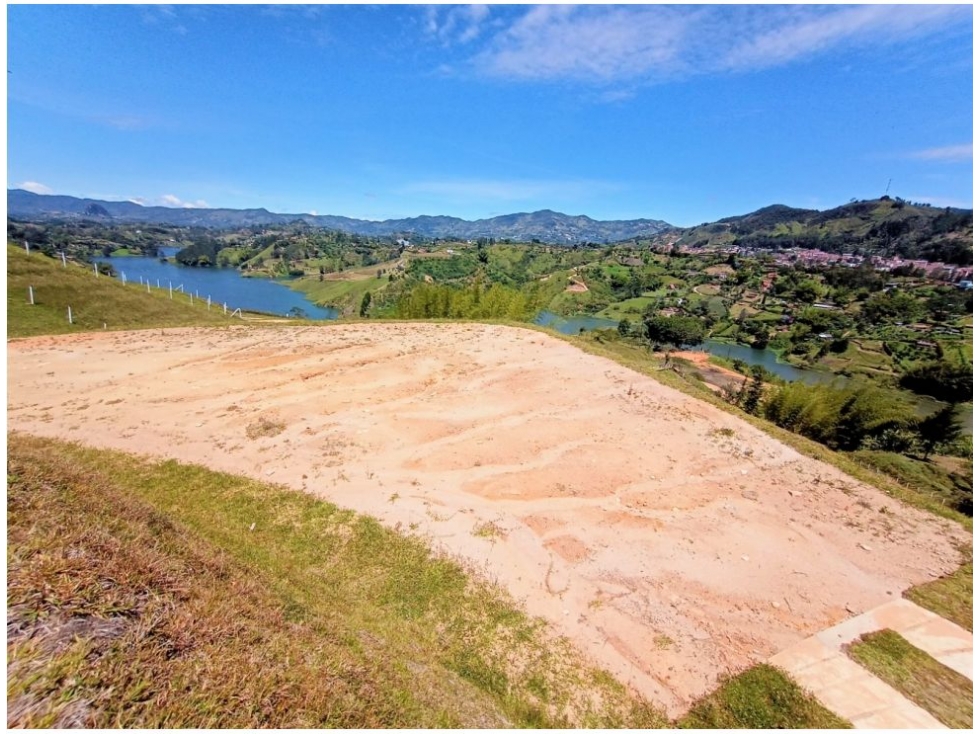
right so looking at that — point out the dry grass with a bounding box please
[245,416,286,440]
[845,630,972,729]
[6,432,666,728]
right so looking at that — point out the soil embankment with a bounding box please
[7,323,968,715]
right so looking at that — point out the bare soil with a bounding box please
[7,323,968,716]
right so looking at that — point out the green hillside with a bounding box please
[7,244,234,338]
[665,197,972,263]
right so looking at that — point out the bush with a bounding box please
[899,361,973,403]
[762,382,916,451]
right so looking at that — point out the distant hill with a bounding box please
[662,197,972,265]
[7,189,673,245]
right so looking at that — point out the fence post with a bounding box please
[28,286,34,305]
[24,242,29,254]
[68,306,73,324]
[94,263,99,277]
[146,281,150,293]
[122,272,127,285]
[169,282,173,299]
[61,252,67,267]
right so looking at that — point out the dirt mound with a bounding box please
[7,323,968,716]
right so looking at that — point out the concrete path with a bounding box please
[770,599,973,729]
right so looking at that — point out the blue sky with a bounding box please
[6,4,973,227]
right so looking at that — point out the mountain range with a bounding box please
[6,190,673,245]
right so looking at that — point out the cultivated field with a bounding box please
[7,322,968,715]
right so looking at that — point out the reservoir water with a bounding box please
[533,311,621,334]
[95,251,338,320]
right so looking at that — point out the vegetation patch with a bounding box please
[845,630,972,729]
[905,549,973,632]
[472,521,506,540]
[245,416,286,440]
[677,664,851,729]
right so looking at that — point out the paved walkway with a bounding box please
[770,599,972,729]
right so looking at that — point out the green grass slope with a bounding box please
[7,244,233,338]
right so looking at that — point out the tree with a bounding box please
[899,361,973,403]
[741,366,766,415]
[643,315,706,349]
[862,290,923,325]
[359,291,372,317]
[617,318,632,337]
[917,404,961,459]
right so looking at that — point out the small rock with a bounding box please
[845,602,857,614]
[266,469,275,476]
[740,469,748,475]
[771,601,781,609]
[788,490,796,496]
[741,489,759,501]
[859,543,872,551]
[249,522,256,532]
[563,610,570,615]
[741,555,750,562]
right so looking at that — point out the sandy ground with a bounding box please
[7,323,968,716]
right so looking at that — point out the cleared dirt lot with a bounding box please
[7,323,968,715]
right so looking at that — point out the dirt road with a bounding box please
[7,323,968,715]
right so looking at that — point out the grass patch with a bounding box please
[905,548,973,632]
[850,450,972,518]
[290,274,387,315]
[678,664,851,729]
[845,630,972,729]
[245,416,286,440]
[7,432,666,728]
[7,244,239,337]
[472,521,506,540]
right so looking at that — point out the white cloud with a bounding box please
[596,89,636,104]
[909,144,973,163]
[722,5,969,72]
[462,5,970,84]
[426,4,491,45]
[160,194,210,209]
[17,181,53,195]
